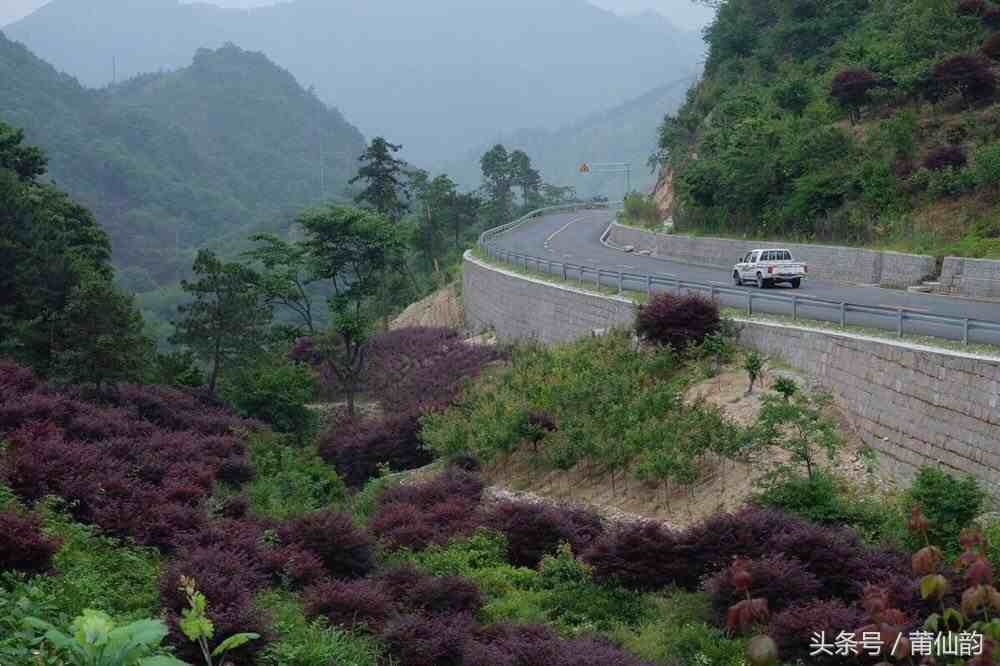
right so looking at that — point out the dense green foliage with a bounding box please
[0,36,365,294]
[907,465,985,551]
[220,358,318,441]
[421,331,745,491]
[0,120,154,383]
[0,498,162,663]
[660,0,1000,256]
[238,432,347,521]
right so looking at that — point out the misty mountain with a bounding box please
[4,0,705,164]
[440,75,695,199]
[0,34,365,289]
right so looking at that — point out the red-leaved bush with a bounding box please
[984,32,1000,60]
[923,144,968,171]
[960,0,987,14]
[926,54,997,104]
[293,327,505,412]
[583,521,700,590]
[381,612,476,666]
[278,509,375,579]
[318,411,432,486]
[304,578,396,630]
[705,554,822,625]
[484,501,603,567]
[364,327,507,414]
[768,600,866,665]
[0,361,271,661]
[0,510,62,574]
[370,468,485,550]
[634,292,720,350]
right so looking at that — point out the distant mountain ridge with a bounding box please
[0,34,365,289]
[4,0,704,163]
[439,74,697,198]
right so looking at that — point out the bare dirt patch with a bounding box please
[391,284,464,331]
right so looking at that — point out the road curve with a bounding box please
[488,208,1000,345]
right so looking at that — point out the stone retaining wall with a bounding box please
[608,223,937,288]
[939,256,1000,301]
[463,251,1000,497]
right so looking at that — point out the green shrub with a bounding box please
[621,193,661,228]
[257,590,385,666]
[752,470,891,541]
[907,466,984,552]
[348,473,400,524]
[241,432,347,520]
[532,544,648,634]
[613,591,745,664]
[912,165,978,198]
[975,142,1000,190]
[1,507,162,662]
[221,357,318,441]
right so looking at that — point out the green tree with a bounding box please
[772,77,812,116]
[411,172,482,263]
[754,389,842,480]
[349,137,409,222]
[171,250,272,395]
[299,205,407,415]
[221,354,318,442]
[243,233,317,335]
[53,272,152,388]
[509,149,542,207]
[0,121,115,376]
[480,144,515,225]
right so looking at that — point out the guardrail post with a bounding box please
[963,318,970,345]
[840,302,846,328]
[595,269,601,289]
[646,276,652,295]
[792,296,798,321]
[747,293,753,316]
[710,285,716,301]
[897,308,903,338]
[561,264,567,281]
[547,260,552,276]
[618,272,623,294]
[579,267,583,286]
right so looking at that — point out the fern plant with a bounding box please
[25,609,187,665]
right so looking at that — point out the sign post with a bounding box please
[579,161,630,199]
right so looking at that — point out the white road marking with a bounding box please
[545,215,586,244]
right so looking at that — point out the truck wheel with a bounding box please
[733,271,742,286]
[756,273,766,289]
[791,278,801,289]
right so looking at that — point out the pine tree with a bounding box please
[350,137,410,222]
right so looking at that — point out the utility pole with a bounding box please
[112,56,117,85]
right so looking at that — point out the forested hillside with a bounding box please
[4,0,704,164]
[440,76,697,199]
[0,35,365,291]
[658,0,1000,258]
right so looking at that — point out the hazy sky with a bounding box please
[1,0,715,31]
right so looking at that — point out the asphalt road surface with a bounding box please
[487,208,1000,346]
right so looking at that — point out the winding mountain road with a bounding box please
[487,208,1000,345]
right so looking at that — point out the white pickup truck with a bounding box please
[733,249,807,289]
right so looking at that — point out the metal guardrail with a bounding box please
[478,203,1000,347]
